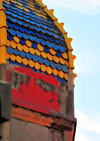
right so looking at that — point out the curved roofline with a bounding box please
[1,0,77,84]
[35,0,77,84]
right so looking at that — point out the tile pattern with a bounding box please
[3,0,69,84]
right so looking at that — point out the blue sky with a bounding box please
[42,0,100,140]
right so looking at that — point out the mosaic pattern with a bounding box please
[3,0,69,84]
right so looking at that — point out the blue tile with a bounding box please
[23,33,28,40]
[53,43,58,50]
[29,35,35,41]
[3,3,10,8]
[39,70,42,73]
[61,41,66,46]
[43,34,48,40]
[20,51,25,58]
[10,29,16,36]
[48,36,54,42]
[13,24,19,30]
[32,42,37,49]
[40,28,46,34]
[10,5,17,11]
[9,8,17,14]
[7,33,13,41]
[59,45,65,52]
[56,76,60,82]
[20,38,26,45]
[17,31,22,38]
[22,21,28,27]
[34,26,40,32]
[5,10,10,15]
[56,51,61,57]
[20,63,24,67]
[39,56,44,64]
[62,78,66,85]
[45,59,49,66]
[17,15,22,20]
[47,41,52,48]
[16,19,22,25]
[23,18,29,23]
[55,39,60,44]
[58,35,64,40]
[48,27,53,31]
[31,30,36,36]
[29,10,35,15]
[19,26,24,32]
[14,49,19,56]
[7,20,12,28]
[57,64,62,70]
[36,23,41,27]
[14,61,19,65]
[44,46,49,53]
[34,37,40,44]
[32,67,37,72]
[52,33,58,38]
[26,53,32,60]
[40,39,46,46]
[17,11,23,16]
[33,54,38,62]
[7,47,13,54]
[36,32,42,38]
[46,30,52,36]
[24,28,30,35]
[23,14,29,19]
[63,65,67,73]
[9,16,16,23]
[51,62,56,69]
[41,24,47,29]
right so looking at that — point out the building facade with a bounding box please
[0,0,77,140]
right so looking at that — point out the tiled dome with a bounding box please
[1,0,76,85]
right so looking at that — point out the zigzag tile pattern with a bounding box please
[3,0,69,84]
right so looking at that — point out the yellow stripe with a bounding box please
[8,53,68,80]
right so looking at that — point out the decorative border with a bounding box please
[0,0,7,64]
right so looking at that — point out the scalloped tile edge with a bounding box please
[35,0,77,84]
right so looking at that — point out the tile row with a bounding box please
[7,45,68,73]
[7,54,68,83]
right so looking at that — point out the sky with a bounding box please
[42,0,100,140]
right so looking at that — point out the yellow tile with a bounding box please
[41,64,46,72]
[14,36,19,43]
[35,49,40,56]
[10,54,16,61]
[35,62,40,70]
[17,43,23,51]
[30,48,35,55]
[16,56,22,63]
[47,66,52,74]
[59,70,64,78]
[26,40,32,47]
[29,60,34,67]
[53,68,58,76]
[37,44,43,51]
[23,45,29,53]
[54,56,59,63]
[11,40,17,49]
[22,58,28,65]
[41,52,47,59]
